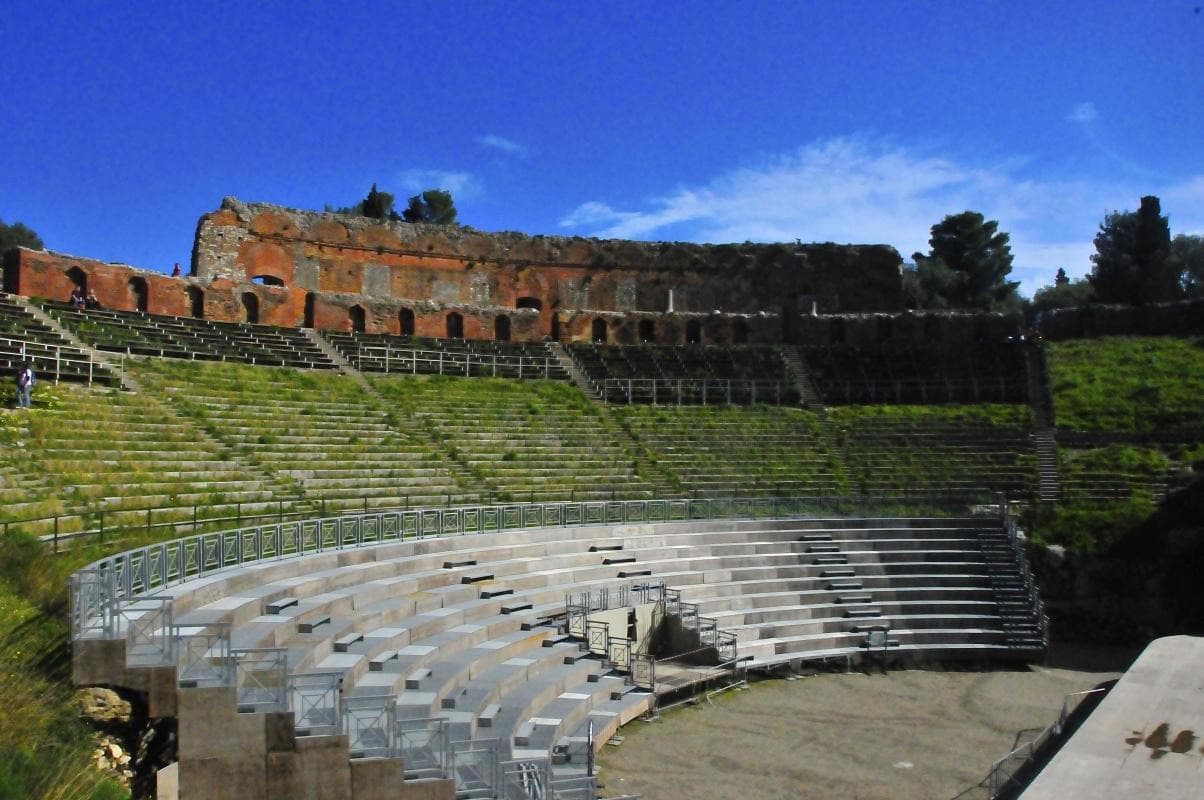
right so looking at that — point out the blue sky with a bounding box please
[2,1,1201,296]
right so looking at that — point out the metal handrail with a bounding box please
[68,493,1006,641]
[352,342,557,379]
[0,333,104,385]
[600,377,794,405]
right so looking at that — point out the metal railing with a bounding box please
[987,688,1106,798]
[600,377,795,406]
[0,333,107,386]
[351,343,559,380]
[69,494,1005,641]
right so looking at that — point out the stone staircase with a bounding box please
[779,345,824,409]
[547,341,600,400]
[1025,343,1060,502]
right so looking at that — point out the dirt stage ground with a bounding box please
[595,645,1135,800]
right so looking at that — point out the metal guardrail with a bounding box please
[350,343,559,379]
[987,688,1106,798]
[600,377,795,405]
[0,333,106,386]
[69,493,1008,640]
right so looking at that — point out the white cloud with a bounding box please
[1066,102,1098,124]
[477,134,528,158]
[396,169,480,200]
[558,136,1204,296]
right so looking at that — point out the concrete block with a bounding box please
[156,761,179,800]
[266,733,351,800]
[349,757,405,800]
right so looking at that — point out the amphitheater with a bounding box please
[2,209,1201,800]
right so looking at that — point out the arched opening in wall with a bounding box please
[251,275,285,287]
[66,267,88,293]
[349,305,366,333]
[304,293,316,328]
[494,315,511,341]
[446,312,464,339]
[242,292,260,324]
[592,318,608,343]
[732,319,749,344]
[638,319,656,343]
[685,319,702,344]
[189,286,205,319]
[550,313,560,341]
[399,307,415,336]
[128,277,149,312]
[516,296,542,311]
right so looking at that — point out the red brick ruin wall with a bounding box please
[4,196,908,345]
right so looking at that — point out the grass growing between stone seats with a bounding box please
[613,404,847,497]
[0,534,128,800]
[372,374,659,502]
[1048,336,1204,433]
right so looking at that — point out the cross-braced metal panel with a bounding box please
[502,506,523,530]
[541,503,564,527]
[343,695,395,758]
[698,617,718,647]
[299,519,321,553]
[500,757,551,800]
[586,620,608,656]
[562,502,584,526]
[279,521,302,556]
[176,623,232,687]
[69,569,109,638]
[340,516,361,547]
[632,654,655,690]
[608,636,632,671]
[647,499,668,521]
[605,502,625,523]
[450,738,501,799]
[667,499,689,521]
[114,598,174,666]
[421,509,441,536]
[583,502,606,525]
[289,671,342,736]
[401,510,421,538]
[396,717,449,780]
[442,508,465,534]
[232,648,287,711]
[318,518,339,549]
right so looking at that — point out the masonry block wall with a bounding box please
[6,196,909,344]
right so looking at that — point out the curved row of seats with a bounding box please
[95,515,1041,789]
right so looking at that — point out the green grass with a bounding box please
[1048,336,1204,432]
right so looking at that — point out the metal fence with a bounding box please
[0,333,108,386]
[351,343,559,380]
[987,688,1106,798]
[600,377,796,406]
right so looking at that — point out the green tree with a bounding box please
[1089,195,1179,304]
[0,218,44,252]
[326,183,399,220]
[1171,233,1204,297]
[1032,273,1095,313]
[402,189,458,225]
[909,211,1020,310]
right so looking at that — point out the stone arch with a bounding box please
[550,312,561,342]
[516,296,542,311]
[494,315,511,341]
[129,277,149,312]
[304,292,315,328]
[66,266,88,293]
[189,286,205,319]
[242,292,260,324]
[592,317,608,343]
[446,311,464,339]
[685,319,702,344]
[638,319,656,343]
[349,304,366,333]
[251,275,286,287]
[399,307,415,336]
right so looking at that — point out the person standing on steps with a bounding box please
[16,362,34,409]
[171,262,182,277]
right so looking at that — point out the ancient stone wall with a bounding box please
[187,197,904,342]
[6,196,913,344]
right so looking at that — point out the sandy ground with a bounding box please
[595,645,1135,800]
